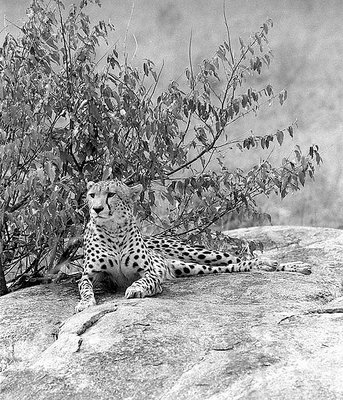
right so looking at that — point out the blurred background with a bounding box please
[1,0,343,228]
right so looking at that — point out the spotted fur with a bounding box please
[75,179,311,312]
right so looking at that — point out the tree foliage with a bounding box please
[0,0,322,294]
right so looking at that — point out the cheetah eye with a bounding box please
[107,192,115,198]
[89,193,95,198]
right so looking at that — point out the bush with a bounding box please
[0,0,322,294]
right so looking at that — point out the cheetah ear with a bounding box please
[87,181,95,190]
[130,184,143,200]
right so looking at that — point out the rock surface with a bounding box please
[1,226,343,400]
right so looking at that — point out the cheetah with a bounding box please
[75,179,311,312]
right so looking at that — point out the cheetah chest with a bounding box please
[84,228,143,287]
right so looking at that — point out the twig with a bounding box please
[188,30,195,90]
[222,1,235,65]
[124,1,135,63]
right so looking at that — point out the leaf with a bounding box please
[276,130,284,146]
[241,94,249,108]
[224,41,231,52]
[148,191,155,205]
[264,54,270,66]
[44,161,56,183]
[176,180,184,195]
[315,152,322,164]
[266,84,273,96]
[288,126,294,138]
[294,149,301,161]
[239,37,245,49]
[298,171,305,186]
[233,100,240,114]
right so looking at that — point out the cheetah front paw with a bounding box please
[125,285,147,299]
[75,298,96,312]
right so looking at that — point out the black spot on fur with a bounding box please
[198,270,204,275]
[216,254,222,260]
[175,269,182,276]
[198,254,206,260]
[108,259,114,267]
[101,265,107,270]
[183,267,190,274]
[134,255,139,260]
[132,262,139,268]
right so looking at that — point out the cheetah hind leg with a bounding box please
[256,258,311,275]
[277,261,312,275]
[254,258,311,275]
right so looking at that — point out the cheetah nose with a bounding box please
[93,206,104,214]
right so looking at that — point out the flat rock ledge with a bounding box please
[1,226,343,400]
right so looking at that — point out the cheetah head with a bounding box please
[86,180,142,225]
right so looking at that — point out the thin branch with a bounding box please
[221,25,266,109]
[3,17,24,33]
[131,32,138,61]
[188,30,195,90]
[57,1,71,98]
[165,122,220,177]
[145,60,164,103]
[223,1,235,65]
[124,1,135,64]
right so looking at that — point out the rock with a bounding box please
[1,226,343,400]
